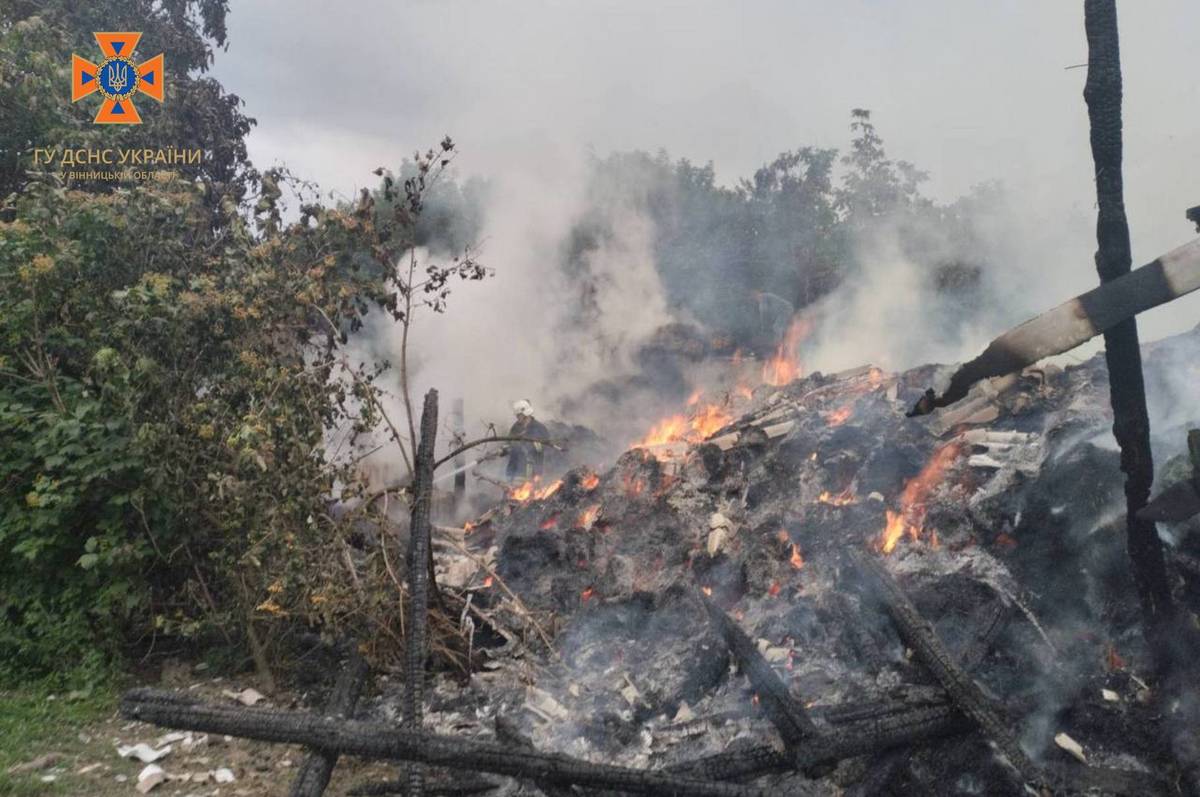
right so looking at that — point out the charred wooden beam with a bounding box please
[119,689,768,797]
[494,715,577,797]
[347,773,497,796]
[288,646,370,797]
[664,700,968,782]
[905,236,1200,417]
[850,552,1043,788]
[405,389,439,797]
[699,593,824,773]
[700,594,819,744]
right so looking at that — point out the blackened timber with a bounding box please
[700,593,819,747]
[494,715,577,797]
[405,389,439,797]
[664,700,967,782]
[851,553,1043,787]
[288,647,370,797]
[119,689,768,797]
[1084,0,1175,661]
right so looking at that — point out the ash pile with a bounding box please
[415,327,1200,796]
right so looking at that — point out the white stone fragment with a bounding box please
[213,767,236,783]
[116,743,172,763]
[1054,732,1087,764]
[136,763,167,793]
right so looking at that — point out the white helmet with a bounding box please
[512,398,534,417]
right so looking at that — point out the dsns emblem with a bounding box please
[72,32,164,124]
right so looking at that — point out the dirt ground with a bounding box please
[3,660,399,797]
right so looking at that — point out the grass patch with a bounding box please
[0,674,117,796]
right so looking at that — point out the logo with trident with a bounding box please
[72,32,164,124]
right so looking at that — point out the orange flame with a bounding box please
[878,443,963,554]
[702,586,713,597]
[577,503,602,529]
[686,389,704,407]
[581,587,595,603]
[762,317,811,387]
[824,404,853,427]
[767,581,782,597]
[632,402,732,450]
[540,515,558,530]
[509,477,562,503]
[581,472,600,490]
[818,489,856,506]
[464,521,477,535]
[789,543,804,570]
[482,575,494,588]
[734,384,754,402]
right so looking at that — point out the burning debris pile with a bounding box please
[121,325,1200,795]
[396,327,1197,792]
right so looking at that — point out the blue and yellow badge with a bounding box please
[71,32,164,125]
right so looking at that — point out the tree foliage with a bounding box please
[0,2,483,679]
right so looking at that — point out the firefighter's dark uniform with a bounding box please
[506,415,550,481]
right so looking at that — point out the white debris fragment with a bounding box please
[136,763,167,793]
[39,774,57,783]
[76,762,103,775]
[1054,732,1087,764]
[180,734,208,752]
[117,743,172,763]
[213,767,236,783]
[222,687,265,706]
[1101,688,1120,702]
[706,526,729,556]
[154,731,188,747]
[672,702,695,723]
[525,687,570,722]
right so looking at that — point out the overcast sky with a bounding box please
[210,1,1200,343]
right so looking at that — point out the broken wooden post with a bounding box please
[288,646,369,797]
[452,397,466,513]
[1083,0,1175,661]
[405,389,439,797]
[850,552,1043,788]
[1084,5,1200,790]
[119,688,770,797]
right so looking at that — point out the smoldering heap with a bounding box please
[426,329,1199,795]
[122,325,1200,796]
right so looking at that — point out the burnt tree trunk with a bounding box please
[288,648,370,797]
[1082,0,1174,653]
[1083,7,1200,791]
[405,389,439,797]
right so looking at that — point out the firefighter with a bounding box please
[505,399,550,482]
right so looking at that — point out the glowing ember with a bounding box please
[824,404,853,426]
[702,586,713,597]
[789,543,804,570]
[751,694,760,706]
[734,384,754,402]
[463,521,477,534]
[623,473,647,496]
[581,472,600,490]
[767,581,782,597]
[540,515,558,530]
[482,575,494,588]
[877,442,963,554]
[581,587,595,603]
[762,316,811,386]
[817,489,856,506]
[577,503,602,529]
[510,477,562,502]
